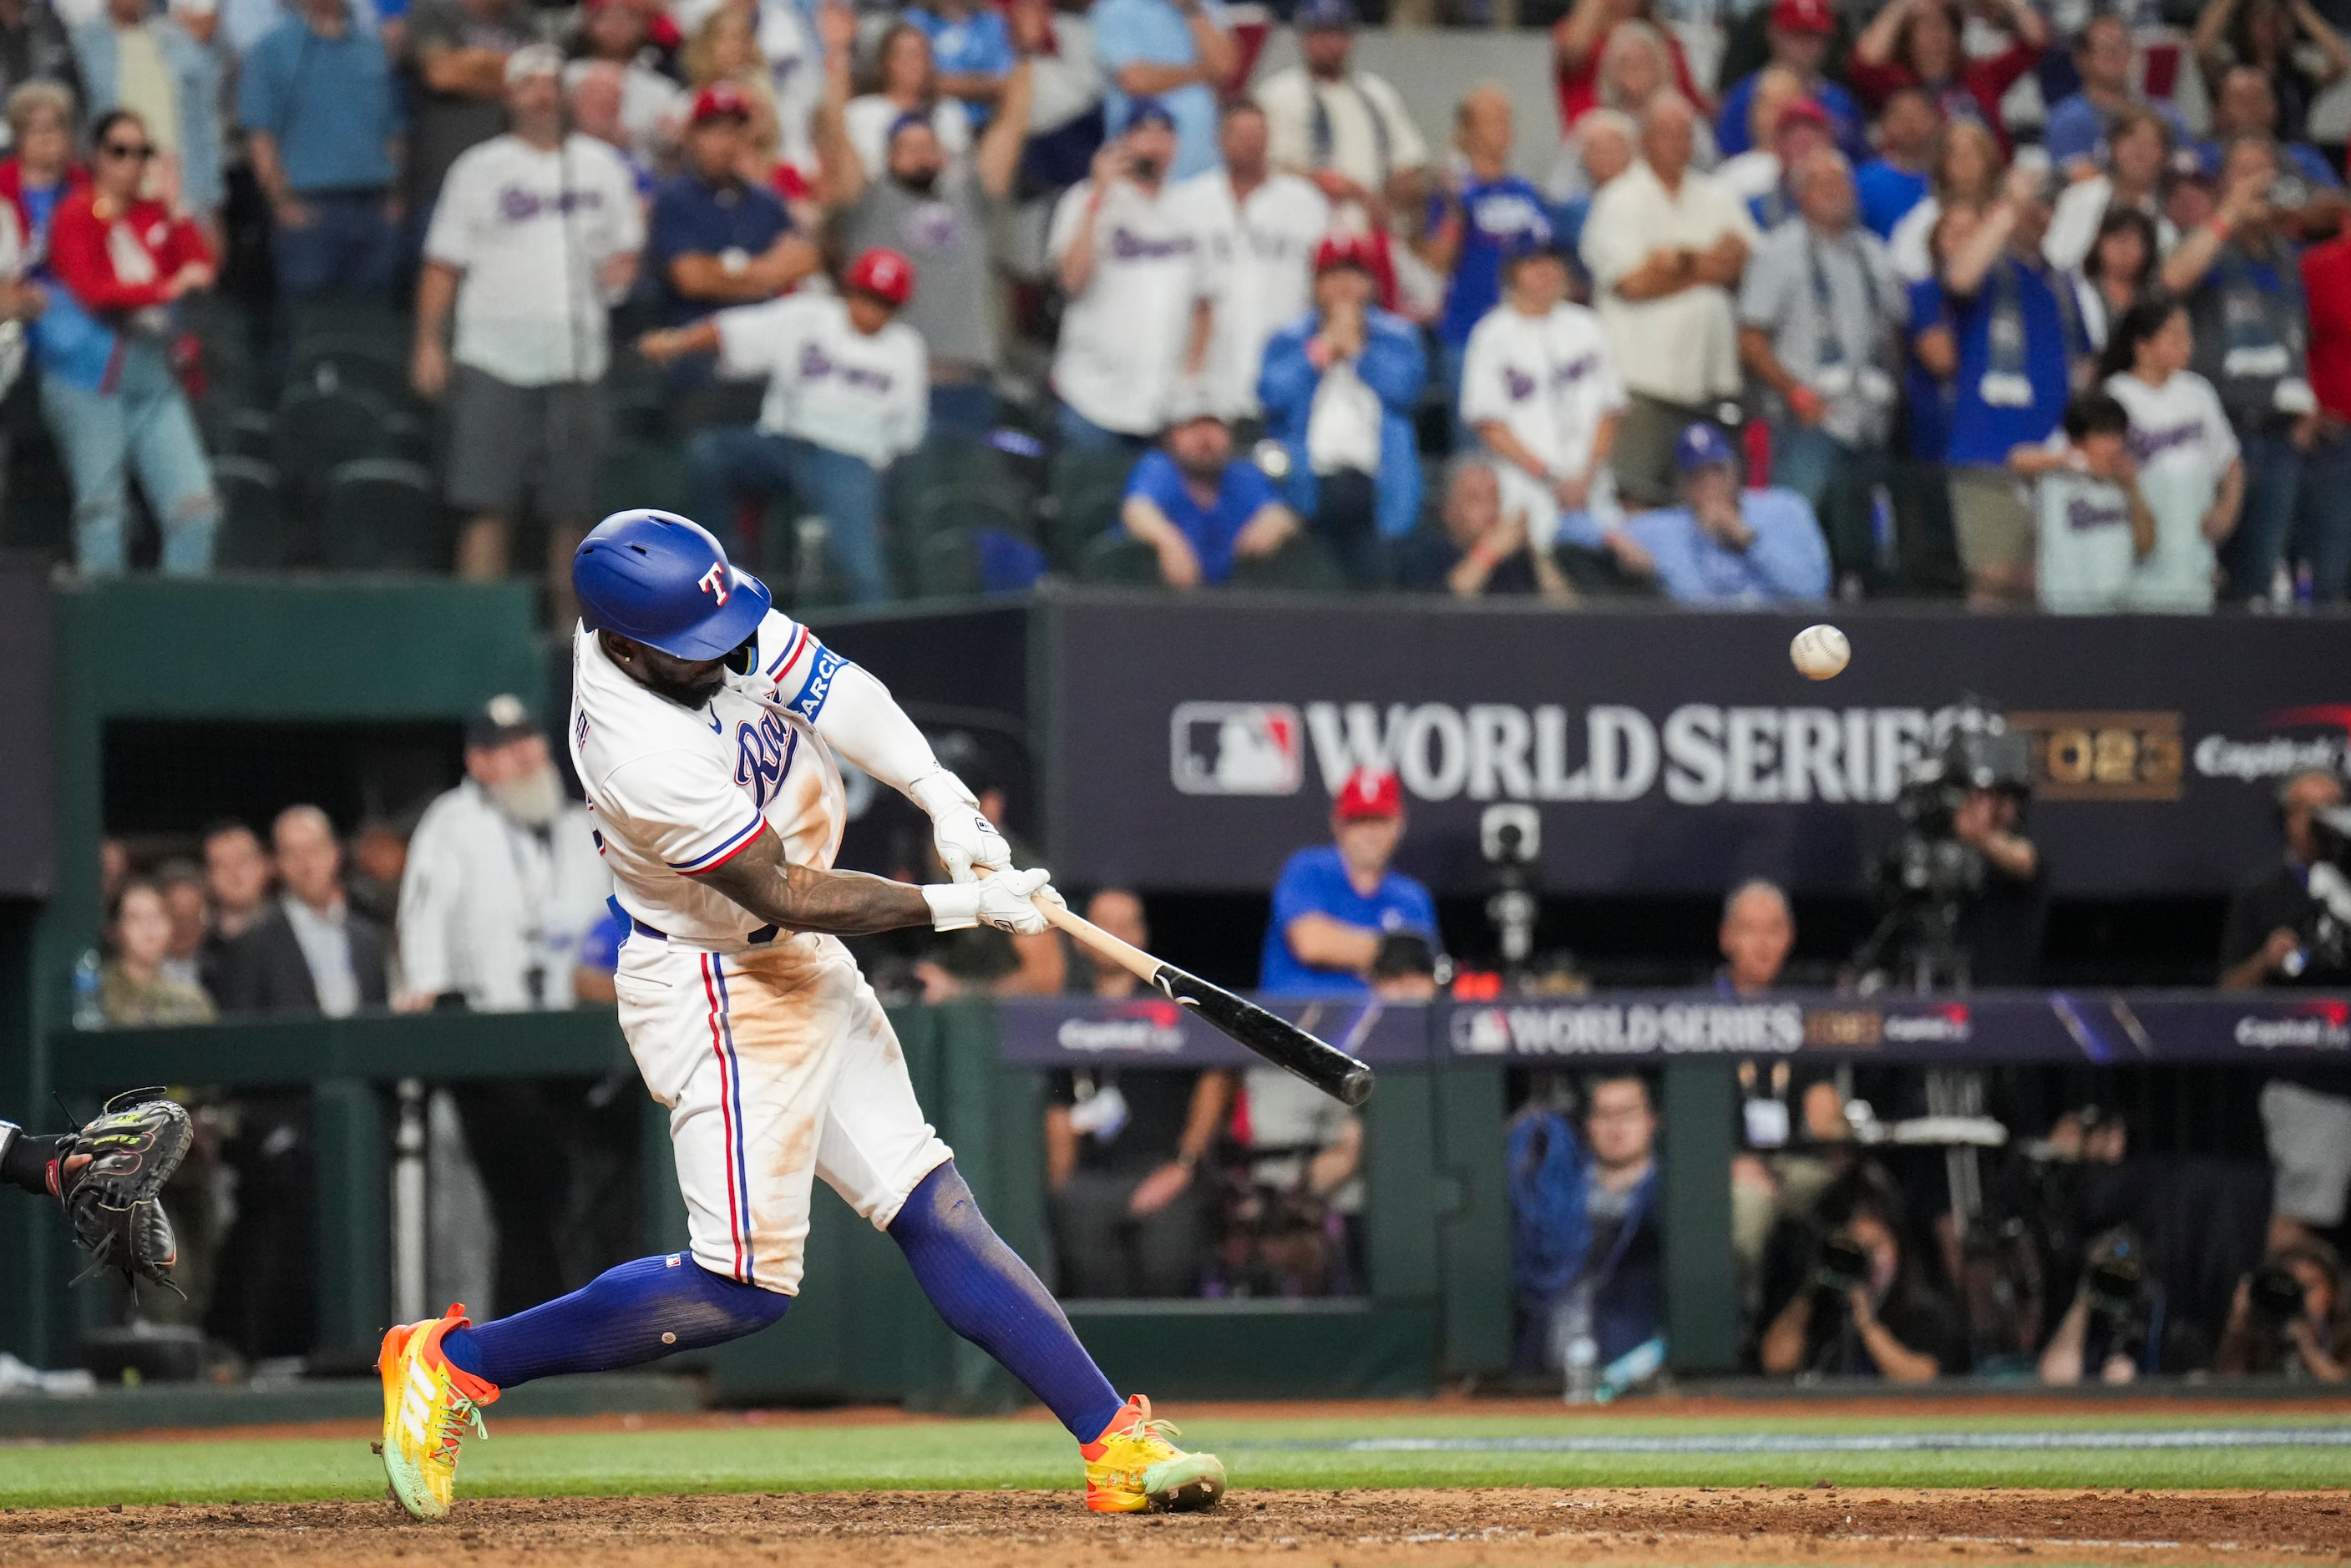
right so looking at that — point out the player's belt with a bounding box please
[627,913,780,947]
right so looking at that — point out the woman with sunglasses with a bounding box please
[37,107,216,575]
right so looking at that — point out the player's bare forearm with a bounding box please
[697,827,932,934]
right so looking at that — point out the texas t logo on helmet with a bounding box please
[698,564,731,605]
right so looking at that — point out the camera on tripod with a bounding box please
[1855,702,2033,992]
[1481,803,1541,974]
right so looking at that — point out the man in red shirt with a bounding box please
[2301,156,2351,601]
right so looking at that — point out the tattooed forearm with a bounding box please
[697,827,932,934]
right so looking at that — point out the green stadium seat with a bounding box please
[209,456,284,570]
[1229,533,1348,592]
[320,458,438,571]
[1042,447,1138,569]
[287,296,406,362]
[221,407,276,462]
[1076,528,1161,586]
[596,442,694,518]
[912,524,985,599]
[273,386,396,503]
[291,338,413,410]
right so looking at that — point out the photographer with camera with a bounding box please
[2217,767,2351,1257]
[1759,1192,1963,1380]
[2039,1228,2161,1385]
[2216,1238,2351,1382]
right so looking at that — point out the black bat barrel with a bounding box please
[1153,966,1376,1107]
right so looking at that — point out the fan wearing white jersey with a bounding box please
[1182,100,1330,420]
[2099,298,2244,612]
[376,510,1227,1525]
[1459,245,1643,570]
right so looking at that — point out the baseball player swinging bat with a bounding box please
[1034,894,1376,1108]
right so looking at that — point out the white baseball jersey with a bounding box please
[1047,176,1224,435]
[2105,369,2237,612]
[1461,299,1626,548]
[714,293,930,468]
[1183,169,1330,417]
[570,604,950,1291]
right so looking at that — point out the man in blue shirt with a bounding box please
[908,0,1013,129]
[2041,15,2191,180]
[1419,84,1550,426]
[1092,0,1234,182]
[1715,0,1867,163]
[238,0,404,300]
[1938,167,2074,605]
[1118,403,1297,586]
[1259,768,1441,997]
[644,83,817,394]
[1621,423,1832,603]
[1853,86,1934,239]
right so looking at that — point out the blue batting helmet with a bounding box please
[573,509,772,660]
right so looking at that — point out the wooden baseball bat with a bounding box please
[1033,895,1376,1107]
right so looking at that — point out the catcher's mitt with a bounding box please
[54,1088,193,1289]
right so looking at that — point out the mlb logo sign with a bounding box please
[1170,703,1303,796]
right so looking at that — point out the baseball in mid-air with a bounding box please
[1791,624,1850,680]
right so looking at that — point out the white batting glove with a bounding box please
[921,867,1051,934]
[909,770,1011,884]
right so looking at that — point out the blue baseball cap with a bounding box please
[1295,0,1358,29]
[1675,422,1736,473]
[1123,97,1177,133]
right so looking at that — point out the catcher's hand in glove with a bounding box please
[55,1088,193,1290]
[909,770,1011,884]
[922,867,1054,934]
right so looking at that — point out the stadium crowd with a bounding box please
[0,0,2343,609]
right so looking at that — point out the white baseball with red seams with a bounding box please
[1791,623,1851,680]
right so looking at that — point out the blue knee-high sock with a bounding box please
[440,1253,790,1389]
[889,1161,1125,1443]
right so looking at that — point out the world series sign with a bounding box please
[1039,595,2351,898]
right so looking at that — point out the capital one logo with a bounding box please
[1171,703,1303,796]
[699,564,731,604]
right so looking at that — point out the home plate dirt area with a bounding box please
[7,1487,2350,1568]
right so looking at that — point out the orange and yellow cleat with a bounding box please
[377,1304,499,1520]
[1079,1394,1227,1514]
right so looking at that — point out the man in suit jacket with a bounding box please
[205,803,388,1363]
[215,805,390,1016]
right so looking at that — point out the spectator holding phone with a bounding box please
[1049,99,1219,451]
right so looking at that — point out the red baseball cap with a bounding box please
[845,246,915,307]
[1776,96,1833,134]
[1314,233,1381,275]
[1771,0,1834,33]
[690,82,752,125]
[1333,768,1403,821]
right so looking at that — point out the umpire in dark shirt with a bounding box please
[2220,768,2343,991]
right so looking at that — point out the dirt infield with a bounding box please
[6,1487,2348,1567]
